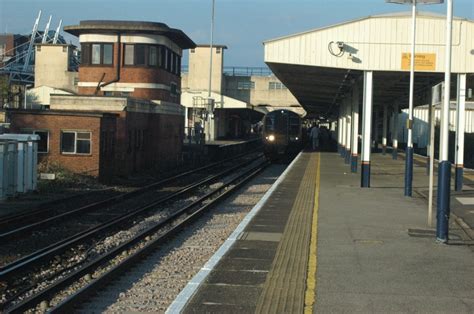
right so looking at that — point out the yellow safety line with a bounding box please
[304,152,321,313]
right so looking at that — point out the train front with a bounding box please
[263,110,302,161]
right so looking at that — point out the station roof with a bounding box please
[64,20,196,49]
[264,11,474,119]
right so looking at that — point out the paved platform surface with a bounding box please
[173,150,474,313]
[179,152,319,313]
[317,152,474,313]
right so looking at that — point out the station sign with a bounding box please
[401,53,437,71]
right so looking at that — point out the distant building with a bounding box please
[0,34,29,68]
[181,45,304,141]
[6,20,196,181]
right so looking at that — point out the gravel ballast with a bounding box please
[77,164,286,313]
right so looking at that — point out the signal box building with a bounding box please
[6,20,196,181]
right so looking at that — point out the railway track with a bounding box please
[0,153,267,312]
[0,151,260,239]
[0,152,262,268]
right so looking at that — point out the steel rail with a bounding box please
[7,160,268,313]
[0,151,261,240]
[0,155,262,283]
[0,188,114,230]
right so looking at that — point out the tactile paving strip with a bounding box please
[255,152,318,313]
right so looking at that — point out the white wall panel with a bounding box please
[398,103,474,148]
[265,14,474,73]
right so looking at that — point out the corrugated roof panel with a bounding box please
[264,14,474,73]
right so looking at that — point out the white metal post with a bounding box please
[382,104,388,155]
[392,103,399,159]
[404,1,417,197]
[428,84,440,227]
[437,0,453,243]
[337,116,342,154]
[351,87,360,172]
[345,101,351,164]
[455,73,466,191]
[341,115,346,157]
[373,107,378,151]
[361,71,373,187]
[205,0,215,142]
[42,15,52,44]
[427,93,433,175]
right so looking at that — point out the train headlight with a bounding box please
[267,134,275,142]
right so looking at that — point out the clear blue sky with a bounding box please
[1,0,473,67]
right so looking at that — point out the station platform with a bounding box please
[168,151,474,313]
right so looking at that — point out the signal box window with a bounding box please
[61,131,91,155]
[82,43,113,65]
[124,44,134,65]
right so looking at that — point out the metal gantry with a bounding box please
[0,11,64,86]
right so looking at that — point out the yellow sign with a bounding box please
[401,53,436,71]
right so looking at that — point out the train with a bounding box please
[262,109,303,161]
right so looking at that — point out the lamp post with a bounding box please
[206,0,215,142]
[437,0,453,243]
[385,0,444,197]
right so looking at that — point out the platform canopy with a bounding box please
[264,12,474,119]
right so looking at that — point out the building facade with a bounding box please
[5,20,195,181]
[64,20,190,102]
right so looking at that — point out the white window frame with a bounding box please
[21,129,50,153]
[237,81,255,90]
[61,130,92,155]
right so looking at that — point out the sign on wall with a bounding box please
[401,53,436,71]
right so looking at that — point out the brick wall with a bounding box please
[9,112,103,177]
[8,108,184,180]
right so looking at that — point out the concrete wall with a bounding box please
[186,46,225,94]
[34,44,78,92]
[224,75,300,107]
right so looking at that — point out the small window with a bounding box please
[269,82,286,90]
[81,43,91,64]
[61,131,91,155]
[158,46,163,67]
[190,49,195,53]
[124,44,134,65]
[170,82,178,96]
[177,57,181,76]
[135,44,146,66]
[167,49,172,71]
[237,81,255,90]
[62,46,67,53]
[103,44,113,65]
[216,47,221,54]
[34,130,49,153]
[37,46,42,52]
[149,46,158,66]
[91,44,101,65]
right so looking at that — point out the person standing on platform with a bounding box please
[310,123,320,151]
